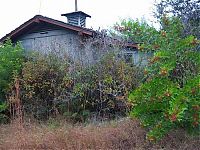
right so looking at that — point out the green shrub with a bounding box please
[0,40,23,123]
[0,102,9,123]
[0,39,24,101]
[119,17,200,141]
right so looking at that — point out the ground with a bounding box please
[0,118,199,150]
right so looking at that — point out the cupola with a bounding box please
[61,11,91,27]
[61,0,91,27]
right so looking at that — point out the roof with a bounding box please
[0,15,94,43]
[61,11,91,18]
[0,15,138,49]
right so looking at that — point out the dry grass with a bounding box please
[0,118,199,150]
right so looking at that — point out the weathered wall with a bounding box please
[18,28,96,65]
[17,26,145,65]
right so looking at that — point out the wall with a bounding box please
[18,28,95,65]
[17,25,145,66]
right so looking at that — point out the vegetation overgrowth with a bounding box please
[0,40,24,123]
[0,40,24,100]
[0,38,143,123]
[154,0,200,39]
[0,0,199,147]
[0,118,199,150]
[116,16,200,140]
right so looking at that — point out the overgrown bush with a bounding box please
[18,51,142,121]
[0,39,24,101]
[58,53,143,121]
[0,39,24,123]
[20,52,70,120]
[117,17,200,141]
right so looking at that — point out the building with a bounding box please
[0,11,140,65]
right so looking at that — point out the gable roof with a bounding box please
[0,15,94,43]
[0,15,138,49]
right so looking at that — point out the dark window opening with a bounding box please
[124,52,133,63]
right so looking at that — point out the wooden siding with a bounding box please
[18,28,97,65]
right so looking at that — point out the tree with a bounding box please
[154,0,200,39]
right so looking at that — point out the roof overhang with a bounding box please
[61,11,91,18]
[0,15,94,43]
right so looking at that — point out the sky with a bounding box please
[0,0,156,38]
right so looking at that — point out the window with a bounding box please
[124,52,133,63]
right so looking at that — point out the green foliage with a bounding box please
[118,17,200,141]
[116,18,159,44]
[0,40,23,123]
[0,102,8,123]
[0,39,24,101]
[154,0,200,38]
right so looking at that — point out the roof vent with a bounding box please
[61,11,91,27]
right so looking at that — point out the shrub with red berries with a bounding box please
[119,17,200,140]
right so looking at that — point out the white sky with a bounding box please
[0,0,156,38]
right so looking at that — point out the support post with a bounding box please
[75,0,78,11]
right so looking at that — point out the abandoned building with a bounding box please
[0,9,142,65]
